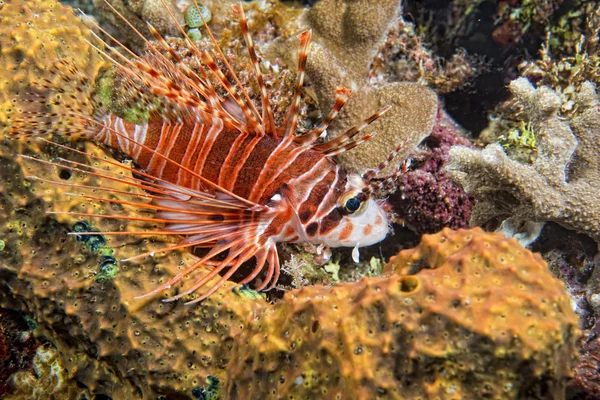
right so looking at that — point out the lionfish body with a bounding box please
[13,1,405,303]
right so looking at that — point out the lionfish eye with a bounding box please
[344,197,362,213]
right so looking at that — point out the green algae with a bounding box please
[185,2,211,29]
[187,28,202,41]
[499,121,537,151]
[192,375,221,400]
[232,284,266,300]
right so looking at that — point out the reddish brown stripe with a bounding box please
[339,222,353,241]
[319,208,343,235]
[305,222,318,237]
[247,142,296,202]
[223,134,262,191]
[283,226,295,237]
[136,120,162,169]
[262,209,292,238]
[179,122,206,187]
[191,119,224,189]
[218,132,252,188]
[233,136,278,199]
[202,126,239,183]
[297,169,336,223]
[161,124,193,181]
[264,151,326,204]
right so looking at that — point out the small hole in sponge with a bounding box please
[311,320,320,333]
[59,169,72,180]
[399,276,419,293]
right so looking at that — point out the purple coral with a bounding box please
[392,110,475,234]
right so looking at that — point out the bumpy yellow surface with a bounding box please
[0,0,107,128]
[226,228,580,399]
[0,137,266,398]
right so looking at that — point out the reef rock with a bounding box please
[226,228,579,399]
[446,78,600,243]
[6,344,90,400]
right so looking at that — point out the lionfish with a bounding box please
[11,0,408,304]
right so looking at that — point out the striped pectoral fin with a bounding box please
[232,3,276,136]
[135,217,272,304]
[294,87,353,147]
[280,30,313,139]
[311,105,393,156]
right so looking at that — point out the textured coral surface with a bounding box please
[0,0,593,399]
[0,0,106,129]
[226,228,579,399]
[447,78,600,242]
[266,0,439,175]
[93,0,185,51]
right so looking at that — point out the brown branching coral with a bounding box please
[446,77,600,242]
[267,0,439,175]
[226,228,579,399]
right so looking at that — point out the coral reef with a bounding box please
[477,2,599,150]
[0,0,107,130]
[519,3,600,117]
[569,322,600,399]
[446,78,600,243]
[94,0,305,53]
[0,1,593,399]
[267,0,439,175]
[6,344,90,400]
[371,15,485,95]
[226,228,579,399]
[392,111,475,234]
[0,309,39,398]
[492,0,565,47]
[527,223,600,398]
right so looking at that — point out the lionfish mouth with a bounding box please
[8,0,408,304]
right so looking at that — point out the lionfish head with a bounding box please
[315,172,390,250]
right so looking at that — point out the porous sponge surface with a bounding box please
[226,227,579,400]
[0,0,106,128]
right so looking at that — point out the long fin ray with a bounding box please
[312,105,392,153]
